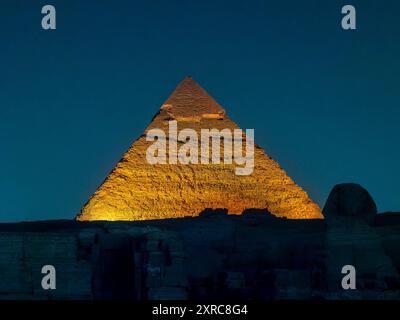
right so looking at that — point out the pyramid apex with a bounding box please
[161,76,225,119]
[178,75,197,87]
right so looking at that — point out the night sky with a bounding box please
[1,0,399,222]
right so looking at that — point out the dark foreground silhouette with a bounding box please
[0,183,399,300]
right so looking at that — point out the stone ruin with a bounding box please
[0,183,399,299]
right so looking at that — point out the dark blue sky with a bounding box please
[1,0,399,222]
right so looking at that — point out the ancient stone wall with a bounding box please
[0,210,399,299]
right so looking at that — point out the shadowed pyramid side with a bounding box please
[77,77,323,221]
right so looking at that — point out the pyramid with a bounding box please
[77,77,322,221]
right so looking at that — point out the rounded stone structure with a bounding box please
[322,183,377,224]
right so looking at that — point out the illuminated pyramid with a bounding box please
[77,77,322,221]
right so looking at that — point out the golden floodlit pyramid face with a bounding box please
[77,77,323,221]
